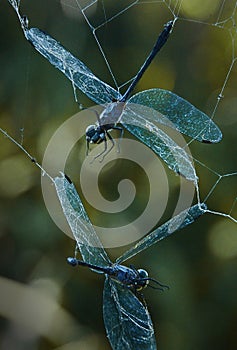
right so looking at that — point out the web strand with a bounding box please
[3,0,237,224]
[1,3,237,350]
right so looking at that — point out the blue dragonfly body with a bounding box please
[9,1,222,182]
[7,3,216,348]
[54,174,207,350]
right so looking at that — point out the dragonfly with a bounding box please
[9,1,222,182]
[54,173,207,350]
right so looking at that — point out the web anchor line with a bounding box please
[0,127,53,182]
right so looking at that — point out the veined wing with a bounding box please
[121,104,197,182]
[23,28,121,104]
[116,203,207,264]
[54,174,111,268]
[103,276,157,350]
[128,89,222,143]
[7,0,121,106]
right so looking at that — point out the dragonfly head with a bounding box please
[135,269,169,292]
[86,125,106,144]
[136,268,149,290]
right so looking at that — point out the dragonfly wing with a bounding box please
[23,27,121,104]
[128,89,222,143]
[103,276,157,350]
[116,203,207,264]
[54,174,111,268]
[121,105,198,182]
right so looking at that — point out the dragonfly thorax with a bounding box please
[110,264,150,291]
[99,101,125,126]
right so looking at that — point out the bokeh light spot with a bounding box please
[0,154,35,197]
[208,220,237,259]
[180,0,222,20]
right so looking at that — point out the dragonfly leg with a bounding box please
[112,126,124,153]
[93,131,115,163]
[100,131,115,161]
[86,139,90,156]
[91,137,109,163]
[98,126,123,161]
[146,277,170,291]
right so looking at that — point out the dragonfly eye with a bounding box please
[136,269,149,289]
[138,269,149,279]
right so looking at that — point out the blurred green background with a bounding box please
[0,1,237,349]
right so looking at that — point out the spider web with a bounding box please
[65,0,237,224]
[11,0,235,222]
[0,1,237,350]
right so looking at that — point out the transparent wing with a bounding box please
[23,28,121,104]
[54,174,111,267]
[9,3,120,104]
[121,104,198,182]
[117,203,207,264]
[103,276,157,350]
[128,89,222,143]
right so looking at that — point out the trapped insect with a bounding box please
[54,174,207,350]
[8,1,222,182]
